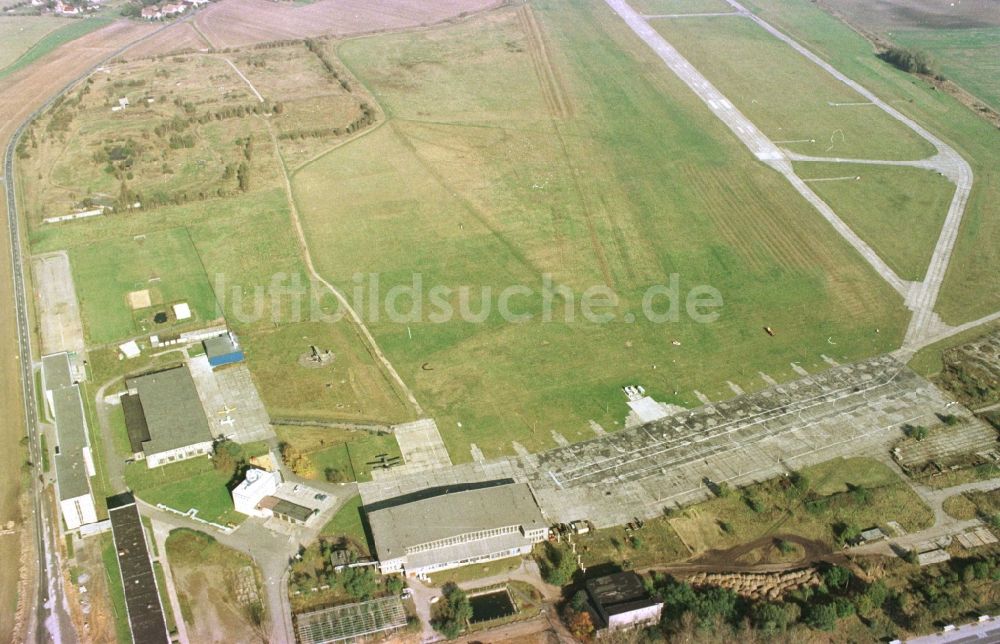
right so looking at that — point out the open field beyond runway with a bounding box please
[292,1,911,462]
[819,0,1000,110]
[650,13,937,160]
[738,0,1000,325]
[791,162,954,281]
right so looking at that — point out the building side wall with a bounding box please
[607,604,663,630]
[145,440,213,468]
[406,543,533,577]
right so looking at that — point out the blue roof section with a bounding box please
[207,350,244,367]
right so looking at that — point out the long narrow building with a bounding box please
[42,352,97,530]
[107,493,170,644]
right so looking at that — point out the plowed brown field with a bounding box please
[192,0,502,49]
[124,20,211,59]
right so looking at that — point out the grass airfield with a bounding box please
[16,0,997,466]
[296,1,910,460]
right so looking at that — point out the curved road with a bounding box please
[2,16,193,643]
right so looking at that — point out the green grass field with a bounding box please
[69,227,220,345]
[793,163,954,280]
[276,425,404,482]
[739,0,1000,325]
[887,28,1000,112]
[293,1,909,461]
[319,494,369,552]
[123,444,267,526]
[0,17,111,80]
[652,15,936,160]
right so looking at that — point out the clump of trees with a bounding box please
[432,583,472,639]
[537,542,578,586]
[878,46,935,76]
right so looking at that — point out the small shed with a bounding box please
[203,332,244,368]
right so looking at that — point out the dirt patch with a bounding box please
[192,0,503,49]
[821,0,1000,30]
[166,530,264,644]
[127,288,152,310]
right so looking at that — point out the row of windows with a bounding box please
[406,524,521,555]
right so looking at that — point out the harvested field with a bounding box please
[123,21,212,60]
[192,0,502,49]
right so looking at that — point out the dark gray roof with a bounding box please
[365,483,545,560]
[121,393,151,454]
[586,572,659,616]
[42,352,73,390]
[260,496,316,523]
[108,495,170,644]
[52,384,92,500]
[126,366,212,455]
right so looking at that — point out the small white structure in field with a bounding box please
[232,468,282,517]
[119,340,141,359]
[173,302,192,320]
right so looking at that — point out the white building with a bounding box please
[366,483,547,577]
[43,353,99,531]
[232,468,282,517]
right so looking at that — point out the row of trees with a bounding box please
[304,38,353,93]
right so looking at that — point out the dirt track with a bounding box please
[0,18,154,642]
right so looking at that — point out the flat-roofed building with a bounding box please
[204,331,244,369]
[107,493,170,644]
[232,468,282,517]
[585,571,663,630]
[42,353,98,531]
[124,366,214,468]
[366,482,547,577]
